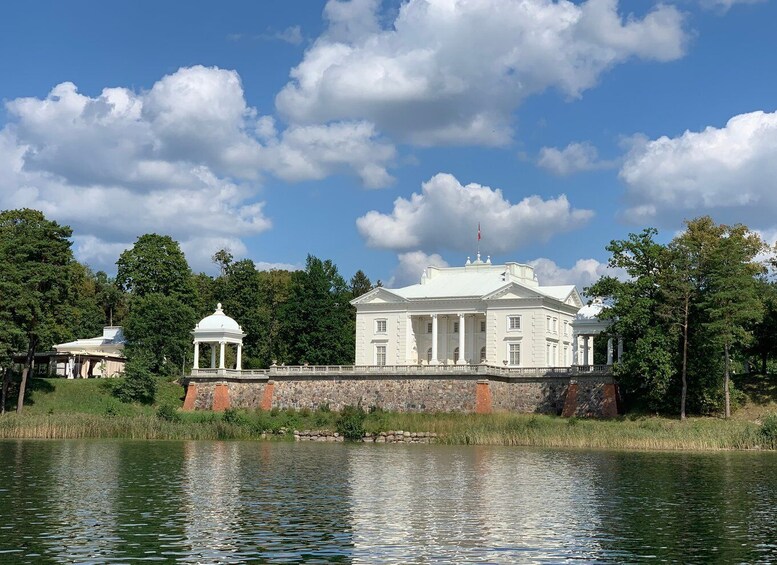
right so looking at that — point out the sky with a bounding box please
[1,0,776,289]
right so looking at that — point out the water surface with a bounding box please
[0,440,775,563]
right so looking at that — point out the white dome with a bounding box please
[576,297,605,320]
[196,303,242,331]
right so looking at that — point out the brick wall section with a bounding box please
[185,374,620,417]
[182,383,198,411]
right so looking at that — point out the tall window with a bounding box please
[480,346,486,363]
[453,347,460,363]
[453,322,459,333]
[480,320,486,332]
[427,347,432,362]
[508,316,521,330]
[427,322,433,333]
[552,317,558,333]
[376,319,387,333]
[546,316,551,332]
[546,343,551,365]
[509,343,520,365]
[563,321,568,336]
[376,345,386,366]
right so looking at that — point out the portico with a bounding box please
[571,298,620,366]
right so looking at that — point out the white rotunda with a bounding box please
[192,303,246,372]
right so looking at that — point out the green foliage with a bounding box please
[759,414,777,447]
[336,404,367,440]
[123,293,196,376]
[112,359,157,405]
[116,233,195,301]
[156,403,181,422]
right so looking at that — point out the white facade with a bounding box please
[351,258,583,367]
[52,326,126,378]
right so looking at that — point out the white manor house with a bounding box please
[351,255,612,368]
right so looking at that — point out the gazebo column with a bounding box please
[219,341,226,369]
[236,344,242,370]
[618,337,624,361]
[430,314,439,365]
[211,345,216,368]
[583,335,590,365]
[572,336,579,365]
[193,342,200,369]
[607,338,613,365]
[457,313,466,365]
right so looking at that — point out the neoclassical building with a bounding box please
[351,256,585,367]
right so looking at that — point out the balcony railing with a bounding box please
[189,364,611,379]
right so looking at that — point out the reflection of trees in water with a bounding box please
[588,451,777,563]
[346,445,603,562]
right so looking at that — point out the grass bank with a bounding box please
[1,378,776,451]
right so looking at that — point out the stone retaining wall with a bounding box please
[183,375,619,417]
[294,430,438,444]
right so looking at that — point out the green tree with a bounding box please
[212,248,233,277]
[256,269,294,366]
[282,256,355,365]
[123,293,197,377]
[116,234,194,301]
[702,224,765,418]
[587,228,675,411]
[349,270,374,299]
[0,209,77,413]
[220,259,263,366]
[749,279,777,375]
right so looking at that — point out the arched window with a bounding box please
[427,347,432,363]
[480,346,486,363]
[453,347,460,363]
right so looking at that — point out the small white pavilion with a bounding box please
[571,298,621,366]
[192,303,246,371]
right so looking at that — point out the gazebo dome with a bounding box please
[576,297,605,320]
[196,303,242,332]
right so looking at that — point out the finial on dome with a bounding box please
[215,302,223,313]
[486,255,491,264]
[466,256,471,265]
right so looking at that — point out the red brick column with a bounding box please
[182,382,198,411]
[562,382,579,417]
[260,381,275,411]
[475,380,492,414]
[601,383,620,417]
[213,383,231,412]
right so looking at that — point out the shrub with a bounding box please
[112,359,157,405]
[222,407,246,426]
[759,414,777,448]
[336,404,366,440]
[157,403,181,423]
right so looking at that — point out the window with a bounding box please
[553,317,558,333]
[564,346,568,365]
[375,319,387,333]
[480,321,486,332]
[453,347,460,363]
[453,322,459,333]
[426,347,432,362]
[480,346,486,363]
[553,344,558,365]
[546,316,551,332]
[427,322,433,333]
[563,321,568,336]
[546,343,551,365]
[376,345,386,366]
[509,343,521,366]
[508,316,521,331]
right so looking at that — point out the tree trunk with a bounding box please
[16,341,36,415]
[724,342,731,419]
[1,368,10,415]
[680,297,689,421]
[762,352,768,376]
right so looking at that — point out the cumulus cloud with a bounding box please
[356,173,593,254]
[537,142,616,175]
[699,0,765,12]
[388,251,450,287]
[277,0,687,145]
[0,65,396,271]
[529,257,625,292]
[619,110,777,226]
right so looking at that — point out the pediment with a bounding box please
[565,290,584,308]
[482,282,543,301]
[350,287,407,306]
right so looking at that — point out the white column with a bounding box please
[210,345,216,368]
[431,314,439,365]
[219,341,226,369]
[572,336,578,365]
[193,342,200,369]
[583,335,590,365]
[618,337,624,361]
[457,313,466,365]
[236,344,242,370]
[607,338,614,365]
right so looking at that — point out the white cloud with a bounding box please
[529,257,625,292]
[356,173,594,254]
[619,110,777,226]
[255,261,302,272]
[277,0,687,145]
[699,0,765,12]
[537,142,616,175]
[387,251,449,287]
[0,65,396,271]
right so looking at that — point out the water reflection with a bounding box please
[0,440,775,563]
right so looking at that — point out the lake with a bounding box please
[0,440,775,563]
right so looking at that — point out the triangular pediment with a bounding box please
[482,282,544,301]
[565,289,584,308]
[350,287,408,306]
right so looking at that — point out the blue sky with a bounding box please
[1,0,776,288]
